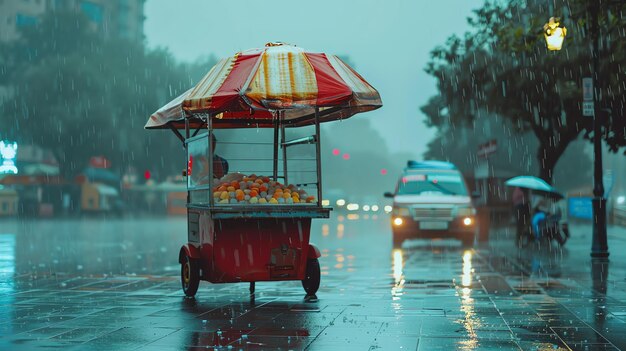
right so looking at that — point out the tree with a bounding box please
[0,11,216,180]
[423,111,592,191]
[423,0,626,183]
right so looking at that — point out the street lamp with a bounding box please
[543,17,567,51]
[544,4,609,259]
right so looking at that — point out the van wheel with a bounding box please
[461,237,474,247]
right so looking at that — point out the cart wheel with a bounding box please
[181,255,200,297]
[302,258,320,296]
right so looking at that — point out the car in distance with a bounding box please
[384,160,478,247]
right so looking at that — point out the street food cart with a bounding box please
[145,43,382,297]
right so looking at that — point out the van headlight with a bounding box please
[392,207,410,216]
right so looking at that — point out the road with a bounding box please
[1,215,626,350]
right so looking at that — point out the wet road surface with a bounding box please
[1,215,626,350]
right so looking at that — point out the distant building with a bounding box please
[0,0,145,43]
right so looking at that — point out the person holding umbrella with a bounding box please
[531,194,569,245]
[506,176,567,247]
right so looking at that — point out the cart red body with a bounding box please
[180,210,324,284]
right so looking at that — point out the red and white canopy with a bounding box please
[145,43,382,129]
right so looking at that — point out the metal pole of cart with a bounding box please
[281,112,288,185]
[208,114,214,207]
[185,115,190,206]
[184,116,190,140]
[314,108,322,207]
[273,112,279,181]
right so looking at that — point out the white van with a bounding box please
[384,161,478,247]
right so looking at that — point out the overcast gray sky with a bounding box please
[144,0,481,156]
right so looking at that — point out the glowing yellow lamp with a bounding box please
[544,17,567,51]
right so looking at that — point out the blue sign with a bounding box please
[568,197,593,220]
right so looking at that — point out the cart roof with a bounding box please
[145,43,382,129]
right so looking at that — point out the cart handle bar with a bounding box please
[282,135,317,148]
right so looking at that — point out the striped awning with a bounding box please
[145,43,382,129]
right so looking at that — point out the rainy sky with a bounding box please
[144,0,481,156]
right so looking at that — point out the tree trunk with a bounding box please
[538,161,555,184]
[537,141,569,185]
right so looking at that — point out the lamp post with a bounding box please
[543,3,608,258]
[588,0,609,259]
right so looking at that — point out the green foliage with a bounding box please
[423,113,591,191]
[422,0,626,183]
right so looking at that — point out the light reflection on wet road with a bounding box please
[1,216,626,350]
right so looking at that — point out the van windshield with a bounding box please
[397,172,468,196]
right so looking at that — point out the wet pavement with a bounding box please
[1,215,626,350]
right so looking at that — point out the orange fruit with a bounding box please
[249,190,258,197]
